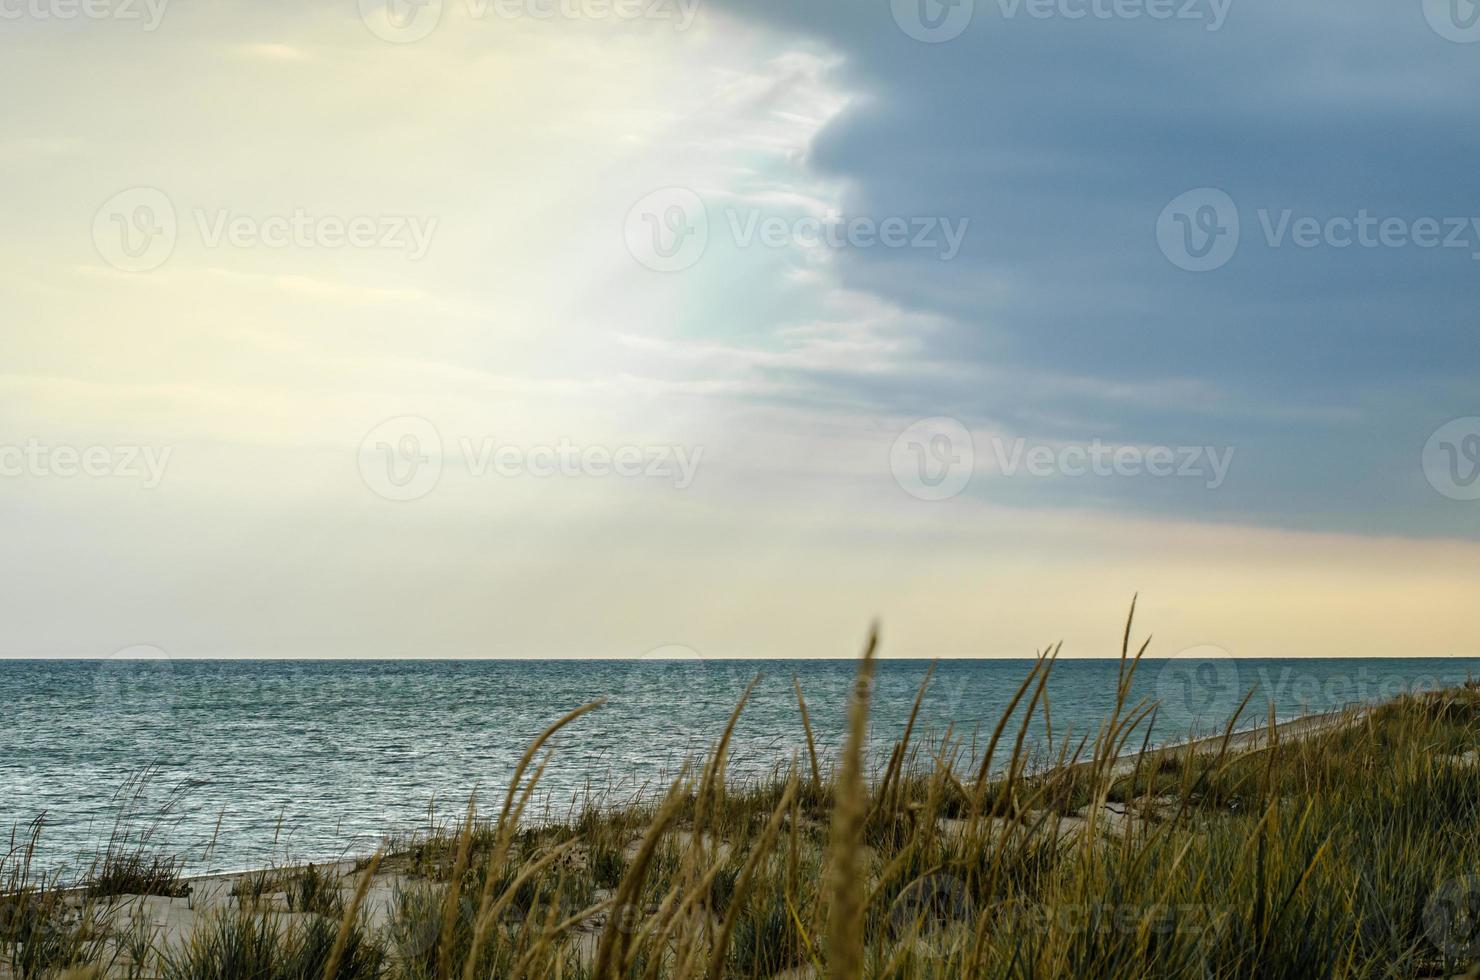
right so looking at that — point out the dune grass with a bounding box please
[4,613,1480,978]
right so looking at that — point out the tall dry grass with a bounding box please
[5,612,1480,978]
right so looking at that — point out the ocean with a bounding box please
[3,657,1476,878]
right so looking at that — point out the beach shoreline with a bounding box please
[6,678,1478,979]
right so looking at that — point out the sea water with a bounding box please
[2,657,1474,876]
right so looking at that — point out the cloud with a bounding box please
[4,0,1477,659]
[670,0,1480,539]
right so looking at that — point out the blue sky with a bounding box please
[1,0,1478,659]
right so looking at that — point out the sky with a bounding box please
[1,0,1478,660]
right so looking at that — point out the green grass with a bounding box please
[158,909,384,980]
[5,613,1480,978]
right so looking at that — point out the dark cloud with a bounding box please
[707,0,1480,537]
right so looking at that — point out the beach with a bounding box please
[8,656,1480,979]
